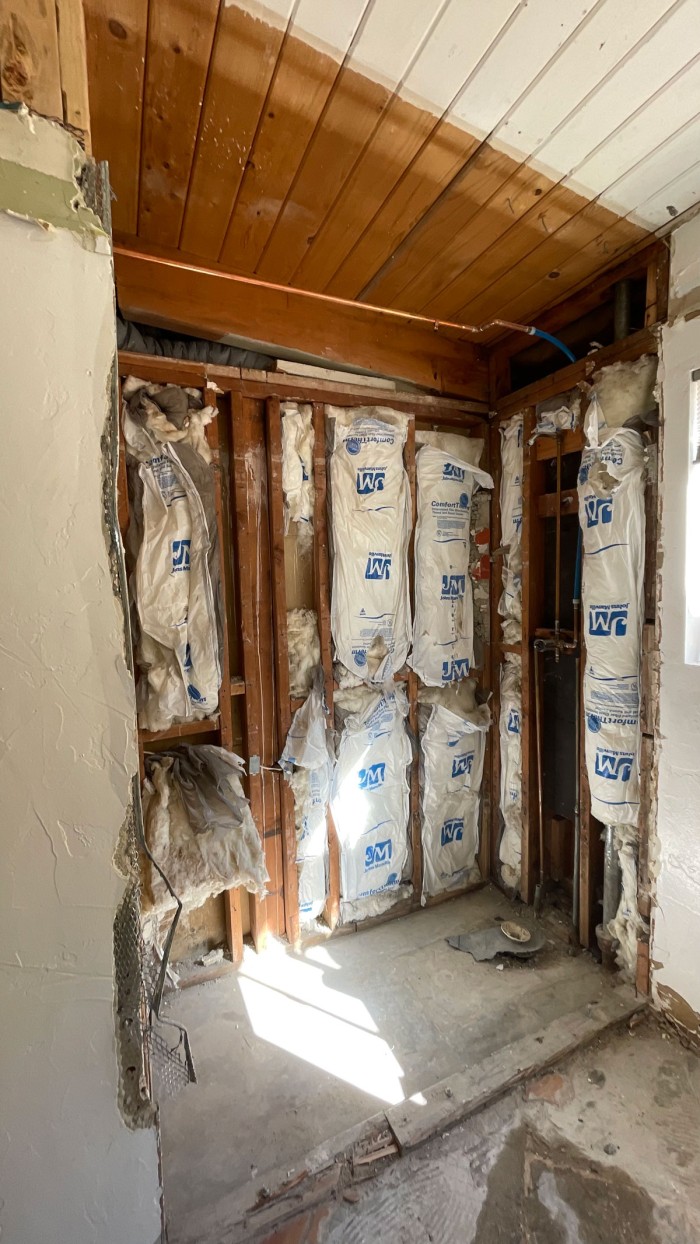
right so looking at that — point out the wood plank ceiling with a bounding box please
[84,0,700,341]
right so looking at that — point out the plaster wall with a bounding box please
[0,110,161,1242]
[654,211,700,1037]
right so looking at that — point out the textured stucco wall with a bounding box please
[653,213,700,1038]
[0,110,161,1242]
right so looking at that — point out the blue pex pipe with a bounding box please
[530,327,576,364]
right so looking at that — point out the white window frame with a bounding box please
[686,369,700,664]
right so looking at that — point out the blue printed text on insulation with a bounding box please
[358,762,386,791]
[442,462,465,482]
[584,495,613,527]
[441,573,466,599]
[356,467,386,495]
[171,538,191,572]
[451,751,474,778]
[594,750,634,782]
[364,839,392,870]
[588,604,628,637]
[441,656,470,681]
[507,708,521,734]
[365,553,392,579]
[441,818,464,846]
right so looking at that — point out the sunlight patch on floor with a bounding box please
[238,941,405,1104]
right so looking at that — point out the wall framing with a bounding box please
[119,228,666,973]
[490,327,661,958]
[118,350,490,963]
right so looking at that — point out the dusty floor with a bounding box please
[159,887,658,1243]
[293,1017,700,1244]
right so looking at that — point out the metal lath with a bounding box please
[114,859,196,1122]
[113,769,197,1123]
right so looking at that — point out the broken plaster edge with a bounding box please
[0,105,105,244]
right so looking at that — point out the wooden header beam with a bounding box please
[114,246,489,402]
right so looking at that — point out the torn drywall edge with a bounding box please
[652,256,700,1036]
[0,198,161,1241]
[0,107,105,242]
[0,102,78,178]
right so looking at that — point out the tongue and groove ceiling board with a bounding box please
[85,0,700,341]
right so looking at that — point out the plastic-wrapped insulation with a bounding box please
[578,395,645,825]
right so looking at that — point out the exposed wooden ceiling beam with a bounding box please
[113,246,489,400]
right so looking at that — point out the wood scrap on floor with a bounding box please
[351,1128,399,1172]
[242,1165,341,1238]
[237,1126,400,1239]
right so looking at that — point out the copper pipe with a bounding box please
[115,246,543,342]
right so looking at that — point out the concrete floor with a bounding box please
[304,1017,700,1244]
[160,886,649,1243]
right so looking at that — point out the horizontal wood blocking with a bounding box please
[537,488,578,518]
[113,246,489,400]
[139,716,219,744]
[535,432,585,462]
[116,349,487,419]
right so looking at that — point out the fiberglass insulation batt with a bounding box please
[280,684,332,926]
[410,446,493,685]
[499,654,523,889]
[329,409,411,683]
[498,413,524,642]
[331,687,411,907]
[420,703,489,900]
[142,746,268,915]
[578,396,645,826]
[123,395,221,732]
[497,413,524,888]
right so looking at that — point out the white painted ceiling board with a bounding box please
[605,112,700,218]
[349,0,452,87]
[570,54,700,204]
[632,158,700,227]
[400,0,522,114]
[494,0,677,159]
[224,0,700,234]
[534,0,700,180]
[290,0,370,60]
[449,0,596,139]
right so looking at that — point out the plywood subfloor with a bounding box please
[159,886,636,1241]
